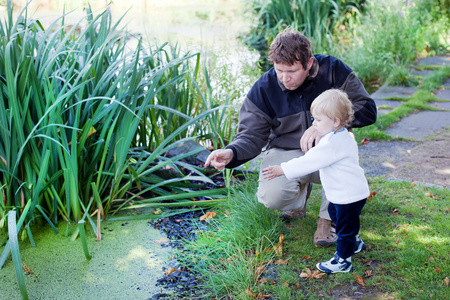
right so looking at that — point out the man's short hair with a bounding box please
[268,28,312,69]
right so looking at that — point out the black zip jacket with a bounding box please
[225,54,377,168]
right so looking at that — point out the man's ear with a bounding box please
[307,57,314,70]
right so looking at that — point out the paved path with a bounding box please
[359,55,450,188]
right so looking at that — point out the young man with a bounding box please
[205,28,376,247]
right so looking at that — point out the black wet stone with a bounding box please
[149,209,215,299]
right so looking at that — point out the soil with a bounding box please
[359,129,450,188]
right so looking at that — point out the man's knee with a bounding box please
[257,181,308,211]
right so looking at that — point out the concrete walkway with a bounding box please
[359,55,450,188]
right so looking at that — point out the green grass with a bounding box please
[179,60,450,300]
[186,176,449,299]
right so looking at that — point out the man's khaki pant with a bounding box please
[256,148,330,220]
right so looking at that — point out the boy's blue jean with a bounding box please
[328,199,367,259]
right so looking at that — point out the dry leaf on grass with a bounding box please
[276,259,289,265]
[353,273,365,286]
[300,267,326,279]
[200,211,217,221]
[445,277,449,286]
[245,287,271,299]
[255,265,266,278]
[425,192,436,198]
[367,191,377,199]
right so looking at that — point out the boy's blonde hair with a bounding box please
[310,89,354,129]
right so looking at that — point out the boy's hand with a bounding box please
[262,165,284,180]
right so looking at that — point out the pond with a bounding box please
[0,1,257,299]
[3,0,251,51]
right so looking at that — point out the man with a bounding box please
[205,28,377,247]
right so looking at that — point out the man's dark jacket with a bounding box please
[225,54,377,168]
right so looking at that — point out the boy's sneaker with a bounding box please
[354,234,366,254]
[316,253,352,273]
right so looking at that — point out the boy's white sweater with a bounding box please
[281,128,370,204]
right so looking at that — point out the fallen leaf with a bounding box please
[300,268,312,278]
[200,211,217,221]
[245,287,256,298]
[361,138,370,145]
[300,267,326,279]
[276,259,289,265]
[259,278,269,284]
[367,191,377,199]
[365,270,373,277]
[21,262,34,275]
[365,260,373,266]
[353,273,365,286]
[392,208,400,215]
[311,270,326,279]
[435,267,441,273]
[425,192,435,198]
[303,255,311,260]
[154,238,170,245]
[165,267,175,275]
[273,233,284,256]
[282,282,289,287]
[255,265,266,278]
[444,277,449,286]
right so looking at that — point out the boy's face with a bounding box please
[274,57,314,91]
[312,111,340,136]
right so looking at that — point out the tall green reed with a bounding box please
[0,0,226,242]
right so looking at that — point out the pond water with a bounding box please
[0,1,257,299]
[3,0,251,51]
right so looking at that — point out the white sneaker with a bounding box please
[316,253,352,273]
[354,234,366,254]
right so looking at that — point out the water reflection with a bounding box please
[3,0,250,50]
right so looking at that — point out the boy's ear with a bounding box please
[333,118,341,127]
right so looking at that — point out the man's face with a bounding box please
[274,58,313,91]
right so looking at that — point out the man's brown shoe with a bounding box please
[313,217,337,247]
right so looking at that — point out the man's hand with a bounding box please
[204,149,234,171]
[262,165,284,180]
[300,127,321,153]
